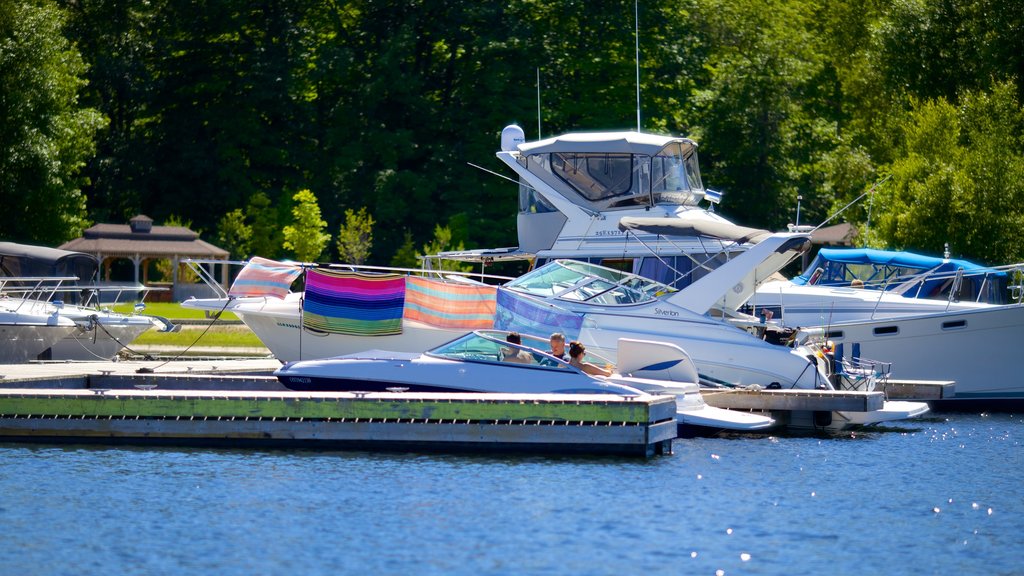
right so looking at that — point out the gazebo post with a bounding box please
[132,254,142,285]
[172,255,180,301]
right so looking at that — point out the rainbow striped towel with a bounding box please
[302,269,406,336]
[495,288,583,341]
[403,277,497,329]
[228,257,302,298]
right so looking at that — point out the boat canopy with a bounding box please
[0,242,99,281]
[514,131,706,210]
[505,260,675,306]
[618,216,771,244]
[517,131,693,157]
[794,247,1008,303]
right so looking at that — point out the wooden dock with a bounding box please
[880,379,955,400]
[0,358,677,457]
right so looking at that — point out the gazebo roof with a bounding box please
[59,214,229,259]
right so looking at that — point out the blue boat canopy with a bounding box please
[793,248,1007,303]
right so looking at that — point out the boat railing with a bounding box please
[183,258,517,300]
[0,276,80,312]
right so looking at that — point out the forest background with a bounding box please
[2,0,1023,270]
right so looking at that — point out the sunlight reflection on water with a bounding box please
[0,412,1020,575]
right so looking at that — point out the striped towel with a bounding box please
[403,277,497,329]
[302,269,406,336]
[228,257,301,298]
[495,288,583,341]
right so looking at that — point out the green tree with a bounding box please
[217,208,253,259]
[872,82,1024,264]
[247,192,283,259]
[336,207,375,265]
[390,230,419,268]
[283,189,331,262]
[0,0,106,244]
[417,224,471,272]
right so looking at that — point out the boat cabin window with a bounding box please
[551,152,635,202]
[518,179,558,214]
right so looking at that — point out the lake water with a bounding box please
[1,412,1020,575]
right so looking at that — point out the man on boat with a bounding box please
[548,332,568,361]
[502,332,533,364]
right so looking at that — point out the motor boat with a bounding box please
[277,330,928,433]
[186,229,831,391]
[780,247,1010,303]
[0,242,173,360]
[428,125,752,289]
[275,329,780,434]
[740,249,1024,405]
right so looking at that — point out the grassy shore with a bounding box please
[112,302,266,349]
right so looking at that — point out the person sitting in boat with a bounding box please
[502,332,533,364]
[547,332,568,361]
[568,341,613,377]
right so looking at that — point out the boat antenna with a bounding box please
[536,67,542,139]
[795,195,803,227]
[467,161,602,217]
[634,0,642,132]
[863,180,878,247]
[813,174,892,232]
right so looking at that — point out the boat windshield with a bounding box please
[427,330,571,368]
[651,141,704,205]
[505,260,675,305]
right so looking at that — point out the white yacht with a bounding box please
[0,243,170,360]
[185,228,829,391]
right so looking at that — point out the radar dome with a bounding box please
[501,125,526,151]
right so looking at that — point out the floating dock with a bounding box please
[0,359,676,457]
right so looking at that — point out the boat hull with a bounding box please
[0,324,78,363]
[826,305,1024,401]
[45,321,154,361]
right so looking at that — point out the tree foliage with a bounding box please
[336,207,375,265]
[282,189,331,262]
[873,82,1024,263]
[3,0,1018,265]
[0,0,105,244]
[417,224,472,272]
[217,209,253,260]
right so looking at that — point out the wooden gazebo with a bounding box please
[59,214,229,299]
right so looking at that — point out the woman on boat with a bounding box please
[568,341,613,377]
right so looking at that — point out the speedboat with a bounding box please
[275,330,777,434]
[277,330,929,433]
